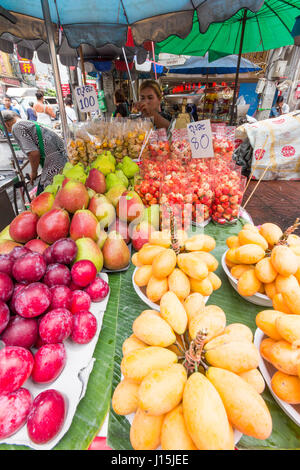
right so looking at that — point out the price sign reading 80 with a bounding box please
[74,85,99,113]
[187,119,214,158]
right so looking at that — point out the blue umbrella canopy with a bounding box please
[167,53,261,74]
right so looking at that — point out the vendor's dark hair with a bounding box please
[114,89,125,103]
[36,90,44,100]
[277,95,284,104]
[65,97,73,106]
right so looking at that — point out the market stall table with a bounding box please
[243,180,300,229]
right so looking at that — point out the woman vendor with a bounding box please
[137,80,171,130]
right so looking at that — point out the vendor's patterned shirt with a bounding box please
[12,120,67,187]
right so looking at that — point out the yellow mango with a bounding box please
[138,245,166,265]
[149,230,171,248]
[184,234,205,252]
[132,311,176,347]
[223,323,253,342]
[192,251,218,271]
[243,223,259,232]
[287,234,300,246]
[235,244,265,265]
[259,223,283,247]
[122,335,148,356]
[189,305,226,342]
[138,364,187,416]
[272,293,293,314]
[152,248,177,279]
[160,291,188,335]
[258,283,265,294]
[275,274,299,294]
[183,372,234,450]
[177,253,209,281]
[161,404,197,450]
[268,340,300,375]
[176,229,189,249]
[238,230,268,251]
[168,268,190,299]
[132,252,143,267]
[130,408,164,450]
[271,245,298,276]
[134,265,152,287]
[264,281,277,299]
[230,264,254,279]
[255,310,284,340]
[189,276,213,296]
[146,275,168,303]
[226,248,238,265]
[226,235,240,249]
[239,369,265,394]
[202,234,216,252]
[121,346,177,383]
[260,338,276,362]
[206,367,272,440]
[275,314,300,346]
[183,292,205,323]
[237,269,262,296]
[271,371,300,404]
[205,340,260,373]
[295,263,300,284]
[112,378,140,415]
[283,287,300,315]
[255,257,277,284]
[290,245,300,256]
[208,272,222,291]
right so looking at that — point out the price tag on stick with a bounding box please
[187,119,215,158]
[74,85,99,113]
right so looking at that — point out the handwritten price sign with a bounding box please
[187,119,214,158]
[74,85,99,113]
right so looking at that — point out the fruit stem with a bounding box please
[265,217,300,255]
[166,204,180,255]
[183,329,208,376]
[174,340,185,355]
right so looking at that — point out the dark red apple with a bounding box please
[84,276,109,302]
[9,283,27,315]
[0,301,9,334]
[32,343,66,384]
[10,246,30,261]
[51,238,77,265]
[9,211,38,243]
[0,272,13,302]
[70,290,91,314]
[43,263,71,288]
[39,308,73,344]
[0,388,32,439]
[37,209,70,245]
[0,346,34,392]
[1,315,38,349]
[71,260,97,287]
[14,282,52,318]
[71,310,97,344]
[27,389,66,444]
[50,286,72,310]
[43,245,53,265]
[0,254,14,276]
[12,252,46,283]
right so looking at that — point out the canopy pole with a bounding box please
[41,0,69,144]
[122,47,137,102]
[229,9,247,126]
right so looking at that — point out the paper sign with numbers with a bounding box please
[187,119,214,158]
[74,85,99,113]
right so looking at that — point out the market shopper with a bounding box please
[26,102,37,121]
[138,80,171,130]
[2,110,67,194]
[0,96,20,115]
[65,97,77,124]
[270,96,290,117]
[33,90,56,126]
[113,90,130,118]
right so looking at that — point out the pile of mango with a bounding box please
[225,223,300,312]
[112,296,272,450]
[133,231,222,303]
[257,310,300,405]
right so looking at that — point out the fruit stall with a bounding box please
[0,115,300,451]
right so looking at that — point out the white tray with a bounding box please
[0,273,110,450]
[132,267,209,311]
[254,328,300,427]
[221,251,273,307]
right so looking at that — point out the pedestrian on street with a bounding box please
[2,110,67,194]
[0,95,20,115]
[26,102,37,121]
[33,90,56,126]
[65,97,77,124]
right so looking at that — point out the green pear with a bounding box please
[102,231,130,271]
[88,194,116,228]
[119,156,139,178]
[105,185,127,207]
[105,173,124,192]
[74,237,103,272]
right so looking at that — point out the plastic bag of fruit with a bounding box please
[148,128,170,161]
[66,122,90,166]
[170,129,191,162]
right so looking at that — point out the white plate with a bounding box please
[132,267,209,311]
[0,273,110,450]
[221,251,273,307]
[254,328,300,427]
